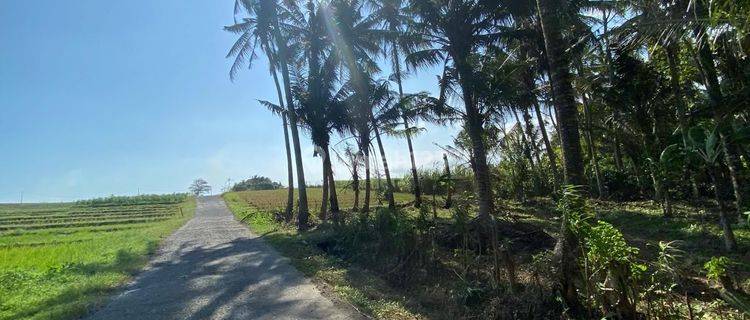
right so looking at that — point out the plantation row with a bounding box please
[0,204,182,232]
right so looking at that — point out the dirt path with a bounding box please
[87,196,362,320]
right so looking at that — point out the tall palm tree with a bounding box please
[535,0,587,315]
[407,0,502,222]
[288,0,347,222]
[370,0,423,207]
[325,0,387,213]
[224,0,297,220]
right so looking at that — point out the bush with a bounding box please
[231,175,283,191]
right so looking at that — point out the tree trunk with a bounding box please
[271,18,309,231]
[536,0,587,315]
[454,57,495,221]
[665,43,701,200]
[443,153,452,209]
[709,166,738,252]
[352,158,360,211]
[360,136,371,215]
[324,144,340,223]
[580,90,604,198]
[694,26,746,223]
[392,44,422,208]
[269,59,295,222]
[320,157,329,221]
[372,110,396,210]
[513,108,540,196]
[534,101,561,189]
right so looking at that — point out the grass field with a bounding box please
[0,197,195,320]
[225,188,750,319]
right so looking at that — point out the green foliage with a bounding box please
[75,194,188,206]
[231,175,283,191]
[704,256,734,281]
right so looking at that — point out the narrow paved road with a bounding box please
[87,196,361,320]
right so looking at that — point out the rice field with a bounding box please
[233,187,415,216]
[0,196,195,320]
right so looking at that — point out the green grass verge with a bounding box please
[223,192,424,320]
[0,198,196,320]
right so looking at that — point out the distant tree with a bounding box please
[189,179,211,196]
[231,175,283,191]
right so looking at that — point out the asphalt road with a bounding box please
[86,196,361,320]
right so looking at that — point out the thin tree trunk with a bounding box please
[269,59,295,222]
[326,153,340,224]
[392,44,422,208]
[361,137,371,215]
[580,91,604,198]
[443,153,452,209]
[536,0,586,315]
[534,101,561,189]
[271,18,309,231]
[321,143,339,223]
[665,43,701,200]
[513,108,540,196]
[320,158,329,221]
[694,26,745,224]
[352,157,360,211]
[709,166,738,252]
[372,111,396,210]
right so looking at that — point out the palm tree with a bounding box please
[288,0,347,222]
[224,0,298,220]
[535,0,587,314]
[407,0,502,222]
[325,0,386,213]
[369,0,423,207]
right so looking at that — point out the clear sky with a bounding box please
[0,0,457,203]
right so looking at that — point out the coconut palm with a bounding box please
[227,0,311,231]
[325,0,389,213]
[225,0,297,220]
[369,0,424,207]
[406,0,503,222]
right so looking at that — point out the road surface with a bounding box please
[87,196,361,320]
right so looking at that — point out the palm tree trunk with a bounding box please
[454,58,495,221]
[360,135,371,215]
[371,110,396,210]
[352,158,360,211]
[320,158,329,221]
[694,26,745,224]
[271,22,309,231]
[269,63,295,222]
[392,44,422,208]
[709,166,738,251]
[580,91,604,198]
[513,108,540,195]
[443,153,452,209]
[665,43,701,200]
[534,101,561,189]
[536,0,586,315]
[325,150,340,224]
[282,114,295,221]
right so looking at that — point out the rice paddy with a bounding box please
[0,196,195,320]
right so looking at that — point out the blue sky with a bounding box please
[0,0,457,203]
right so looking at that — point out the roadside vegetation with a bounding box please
[223,0,750,318]
[0,195,195,320]
[225,188,748,319]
